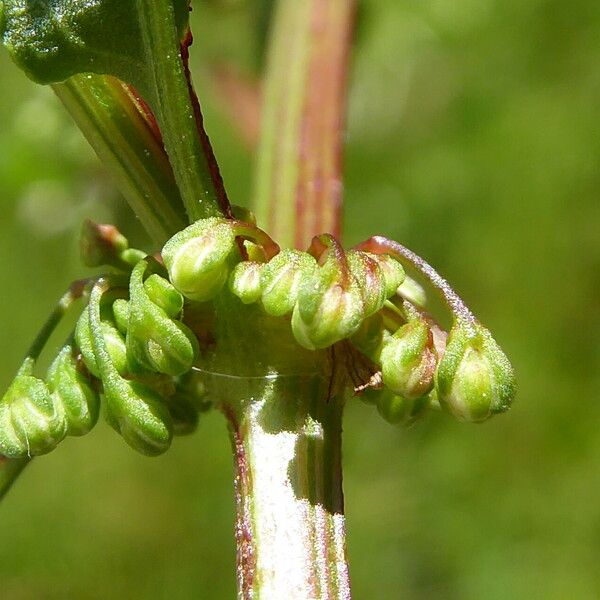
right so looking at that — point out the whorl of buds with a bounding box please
[126,260,198,376]
[162,217,237,302]
[46,345,99,436]
[0,359,66,457]
[435,322,515,423]
[380,315,437,400]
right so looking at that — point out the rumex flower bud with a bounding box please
[46,346,99,437]
[80,220,145,270]
[0,359,66,457]
[143,274,184,318]
[229,261,263,305]
[376,389,430,427]
[75,307,129,377]
[112,298,130,334]
[126,261,198,376]
[380,316,437,400]
[260,250,318,316]
[373,254,406,298]
[347,251,387,317]
[435,322,515,422]
[292,253,365,350]
[161,217,236,302]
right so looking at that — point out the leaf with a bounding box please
[1,0,226,222]
[0,0,188,91]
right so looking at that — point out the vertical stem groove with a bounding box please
[253,0,355,248]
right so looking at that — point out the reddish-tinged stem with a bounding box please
[253,0,356,249]
[294,0,355,248]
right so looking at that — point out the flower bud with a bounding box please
[103,378,173,456]
[292,256,365,350]
[229,261,263,305]
[347,251,387,317]
[75,308,126,376]
[161,217,236,302]
[0,359,67,457]
[376,389,430,427]
[380,318,437,400]
[374,254,406,298]
[80,220,144,270]
[112,298,130,334]
[127,261,199,376]
[144,274,183,318]
[260,250,318,316]
[75,307,129,377]
[46,346,100,437]
[435,323,515,422]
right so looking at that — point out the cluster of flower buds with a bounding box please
[159,218,514,426]
[350,237,516,425]
[0,216,516,459]
[0,223,207,458]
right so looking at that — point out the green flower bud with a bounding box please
[435,323,515,423]
[127,261,199,376]
[380,317,437,400]
[144,274,184,318]
[260,250,318,316]
[112,298,130,334]
[0,359,66,457]
[46,346,99,437]
[347,251,387,317]
[75,307,129,377]
[103,379,173,456]
[292,255,365,350]
[80,220,144,270]
[229,261,263,305]
[376,389,430,427]
[162,217,237,302]
[88,280,173,456]
[374,254,406,298]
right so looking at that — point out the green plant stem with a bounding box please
[203,293,351,599]
[223,382,350,600]
[53,74,187,245]
[136,0,230,222]
[0,457,31,501]
[253,0,356,248]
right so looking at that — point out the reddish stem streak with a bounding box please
[295,0,355,248]
[222,405,255,600]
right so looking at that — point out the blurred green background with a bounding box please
[1,0,599,598]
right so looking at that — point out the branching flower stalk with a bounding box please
[0,1,516,599]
